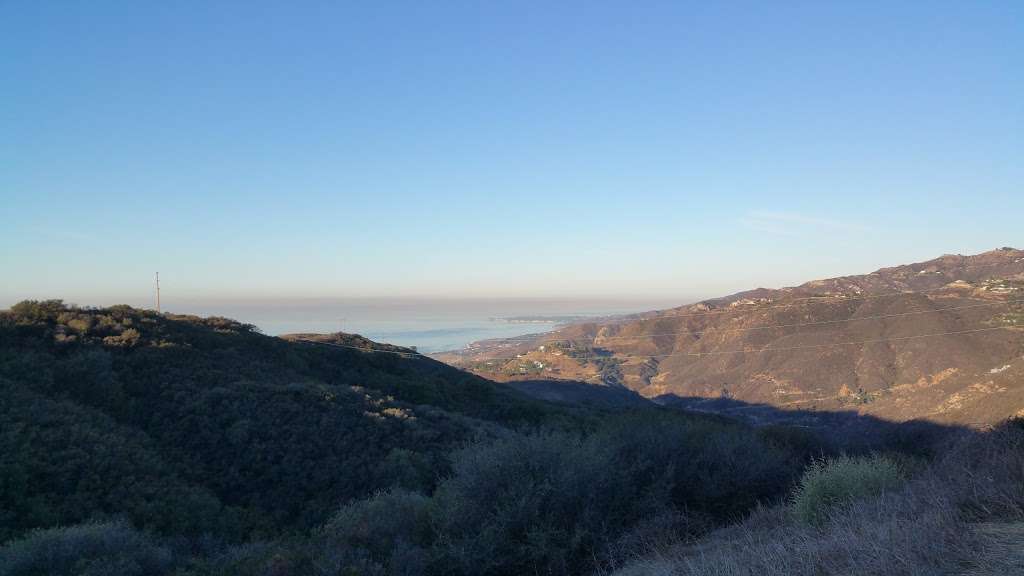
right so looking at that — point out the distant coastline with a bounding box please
[488,315,594,325]
[151,298,682,355]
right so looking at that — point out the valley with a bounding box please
[3,257,1023,575]
[5,4,1022,574]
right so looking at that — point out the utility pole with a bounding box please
[155,272,161,314]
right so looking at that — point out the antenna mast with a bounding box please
[155,272,161,313]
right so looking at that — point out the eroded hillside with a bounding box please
[438,248,1024,424]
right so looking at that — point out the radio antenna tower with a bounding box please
[155,272,161,314]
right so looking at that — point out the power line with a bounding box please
[622,287,1012,322]
[489,298,1024,344]
[291,324,1021,362]
[284,259,1024,361]
[265,333,1021,428]
[514,259,1023,325]
[459,325,1021,363]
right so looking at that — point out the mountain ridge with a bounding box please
[0,300,570,541]
[437,248,1024,425]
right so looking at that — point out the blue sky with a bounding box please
[2,1,1022,307]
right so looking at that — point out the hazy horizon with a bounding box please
[2,4,1024,570]
[0,295,690,353]
[2,245,1017,312]
[167,296,687,352]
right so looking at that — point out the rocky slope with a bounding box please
[438,248,1024,425]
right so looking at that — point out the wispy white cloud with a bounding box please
[738,211,869,236]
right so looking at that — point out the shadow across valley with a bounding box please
[502,379,653,408]
[655,393,970,455]
[488,373,972,457]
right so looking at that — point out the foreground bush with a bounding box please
[791,454,904,524]
[616,420,1024,576]
[0,521,174,576]
[312,489,434,576]
[0,302,553,541]
[287,412,801,576]
[430,413,800,575]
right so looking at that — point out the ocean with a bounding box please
[167,297,682,353]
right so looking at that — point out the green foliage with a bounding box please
[178,541,303,576]
[210,413,805,576]
[0,521,174,576]
[50,347,126,409]
[0,378,233,542]
[758,424,830,460]
[313,489,434,576]
[429,413,800,575]
[6,300,963,576]
[220,412,803,576]
[7,300,68,324]
[791,454,905,525]
[0,301,552,540]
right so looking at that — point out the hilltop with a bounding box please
[439,248,1024,425]
[0,299,831,575]
[2,299,1022,576]
[0,300,568,542]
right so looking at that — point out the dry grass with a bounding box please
[965,523,1024,576]
[614,422,1024,576]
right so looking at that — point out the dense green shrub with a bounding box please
[0,521,174,576]
[0,302,552,540]
[430,413,801,575]
[0,378,234,542]
[791,454,904,524]
[432,432,606,575]
[758,424,830,460]
[289,413,801,576]
[5,300,989,576]
[177,541,302,576]
[312,489,434,576]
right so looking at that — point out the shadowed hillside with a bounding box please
[614,419,1024,576]
[0,300,565,542]
[3,300,1022,576]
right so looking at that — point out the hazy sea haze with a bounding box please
[161,297,685,353]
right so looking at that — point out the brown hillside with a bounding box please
[438,248,1024,425]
